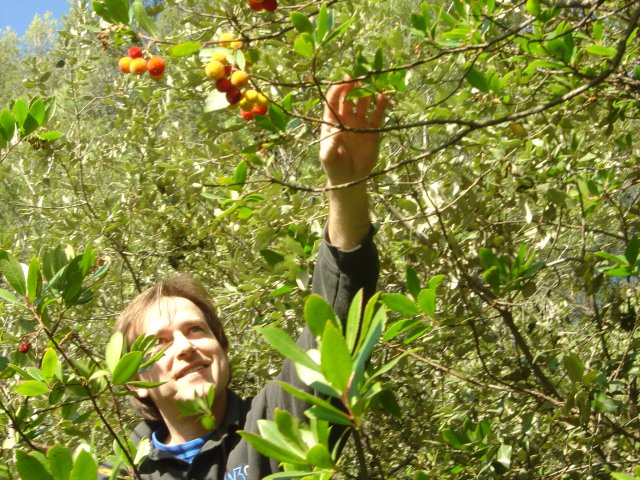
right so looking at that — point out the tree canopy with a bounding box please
[1,0,640,478]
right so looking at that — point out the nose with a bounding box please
[173,332,195,359]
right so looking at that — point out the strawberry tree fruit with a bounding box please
[129,58,148,75]
[147,56,166,79]
[118,56,132,73]
[128,46,143,59]
[18,342,31,353]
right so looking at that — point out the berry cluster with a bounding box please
[18,342,30,353]
[118,46,166,80]
[249,0,278,11]
[204,36,269,121]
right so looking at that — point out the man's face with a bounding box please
[134,296,230,420]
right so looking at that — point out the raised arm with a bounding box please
[319,79,388,250]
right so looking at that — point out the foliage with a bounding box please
[2,0,640,478]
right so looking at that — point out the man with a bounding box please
[107,80,387,479]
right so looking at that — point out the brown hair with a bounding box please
[114,274,228,421]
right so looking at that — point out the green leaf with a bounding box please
[27,256,41,304]
[304,294,339,337]
[132,0,158,36]
[442,428,466,449]
[306,444,333,468]
[276,381,349,420]
[611,473,636,480]
[273,409,307,456]
[466,66,489,93]
[352,306,385,394]
[406,266,420,298]
[234,160,248,184]
[21,114,40,137]
[268,104,289,131]
[316,3,329,42]
[47,445,72,480]
[92,0,130,25]
[321,323,353,393]
[294,33,315,58]
[625,234,640,265]
[259,327,320,371]
[563,353,584,382]
[345,289,363,352]
[0,251,27,296]
[526,0,541,17]
[41,348,58,380]
[586,45,616,58]
[417,288,436,316]
[290,12,314,34]
[13,99,28,127]
[0,109,15,141]
[168,41,201,57]
[240,431,307,465]
[111,350,143,385]
[29,99,46,125]
[37,131,62,141]
[594,392,618,413]
[69,450,97,480]
[0,288,18,304]
[382,293,420,315]
[15,380,50,396]
[16,450,54,480]
[104,332,124,373]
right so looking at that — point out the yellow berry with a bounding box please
[129,58,148,75]
[205,60,226,80]
[118,56,132,73]
[244,89,258,103]
[219,33,235,48]
[255,93,268,107]
[210,51,228,64]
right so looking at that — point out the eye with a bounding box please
[187,325,205,335]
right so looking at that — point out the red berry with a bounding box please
[216,77,232,92]
[226,87,242,105]
[248,0,264,11]
[240,110,255,121]
[224,64,234,77]
[252,105,268,116]
[128,46,143,59]
[18,342,30,353]
[262,0,277,11]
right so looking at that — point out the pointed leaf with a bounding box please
[294,33,315,58]
[625,235,640,265]
[382,293,419,315]
[15,380,50,396]
[29,99,46,125]
[563,353,584,382]
[132,0,158,36]
[27,256,42,304]
[0,288,18,304]
[168,41,201,57]
[291,12,314,34]
[417,288,436,316]
[345,289,363,352]
[13,99,28,127]
[406,267,420,298]
[321,323,352,393]
[41,348,58,380]
[111,351,143,385]
[16,450,54,480]
[0,109,15,141]
[259,327,320,371]
[316,3,329,42]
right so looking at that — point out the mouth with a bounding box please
[176,363,208,379]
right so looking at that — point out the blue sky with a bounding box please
[1,0,71,37]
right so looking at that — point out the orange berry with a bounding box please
[230,70,249,87]
[147,56,166,76]
[129,58,148,75]
[128,46,143,59]
[118,56,132,73]
[240,110,255,121]
[205,60,226,80]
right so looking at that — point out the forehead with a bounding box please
[140,296,207,335]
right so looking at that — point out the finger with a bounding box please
[370,93,389,128]
[356,95,371,120]
[338,82,357,122]
[322,83,344,125]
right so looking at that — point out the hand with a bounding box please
[319,79,388,187]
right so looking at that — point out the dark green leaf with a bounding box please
[29,99,46,125]
[0,109,15,141]
[92,0,130,25]
[625,235,640,265]
[466,66,489,93]
[27,256,41,304]
[406,266,420,298]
